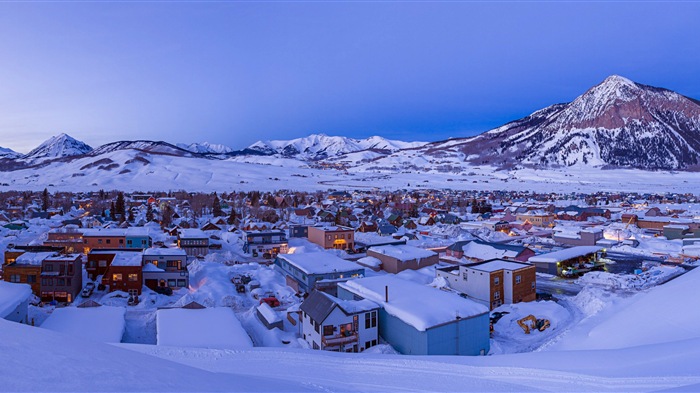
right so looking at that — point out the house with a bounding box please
[275,252,365,296]
[376,223,398,236]
[0,281,32,324]
[288,224,309,238]
[2,252,50,296]
[43,225,84,253]
[142,247,189,290]
[177,229,209,257]
[515,211,555,227]
[356,221,378,233]
[366,245,438,274]
[125,227,152,249]
[445,240,535,263]
[41,306,126,343]
[553,228,604,246]
[308,226,354,251]
[417,216,435,226]
[4,245,64,266]
[436,259,536,310]
[103,252,143,296]
[300,290,380,352]
[40,253,82,303]
[82,228,127,253]
[243,230,289,257]
[200,221,222,231]
[156,306,253,349]
[528,246,604,276]
[338,276,490,356]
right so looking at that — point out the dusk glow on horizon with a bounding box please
[1,2,699,152]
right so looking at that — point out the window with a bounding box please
[494,291,500,300]
[365,312,371,329]
[494,276,500,285]
[168,279,176,287]
[365,341,371,349]
[98,239,103,244]
[371,311,377,328]
[127,240,133,246]
[323,325,334,336]
[57,278,65,286]
[462,271,468,280]
[106,239,111,244]
[119,239,124,244]
[27,275,36,284]
[10,274,20,283]
[45,264,53,272]
[314,321,320,333]
[371,339,377,346]
[67,265,73,275]
[177,279,186,287]
[531,282,536,290]
[313,342,319,350]
[112,274,122,282]
[99,260,107,267]
[515,275,522,284]
[67,278,72,286]
[128,274,139,282]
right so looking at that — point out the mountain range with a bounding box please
[1,75,699,190]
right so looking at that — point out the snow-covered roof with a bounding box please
[467,260,532,273]
[143,247,187,257]
[278,252,363,275]
[528,246,603,264]
[357,256,382,268]
[156,307,253,349]
[125,227,150,236]
[15,252,53,266]
[143,263,164,272]
[0,282,32,318]
[110,252,142,267]
[460,242,519,260]
[82,228,126,237]
[368,245,436,261]
[339,276,488,331]
[179,229,207,239]
[41,306,126,343]
[44,253,81,261]
[256,302,282,324]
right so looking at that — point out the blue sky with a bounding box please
[1,2,699,153]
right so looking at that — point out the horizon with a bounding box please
[1,2,699,152]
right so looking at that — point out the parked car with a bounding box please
[81,283,96,298]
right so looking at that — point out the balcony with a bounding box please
[322,332,358,347]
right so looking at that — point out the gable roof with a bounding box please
[299,290,336,323]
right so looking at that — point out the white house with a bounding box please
[300,290,380,352]
[0,281,32,324]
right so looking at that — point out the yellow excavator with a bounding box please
[517,315,550,334]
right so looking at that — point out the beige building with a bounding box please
[308,226,354,251]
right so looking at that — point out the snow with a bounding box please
[143,247,187,256]
[357,256,382,268]
[0,281,31,318]
[15,251,53,266]
[469,260,530,273]
[277,252,362,275]
[41,306,126,343]
[256,302,281,325]
[528,246,603,263]
[339,275,488,331]
[156,307,253,349]
[110,252,142,266]
[367,244,436,261]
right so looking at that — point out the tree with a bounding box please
[115,192,126,222]
[161,204,174,228]
[41,188,49,212]
[212,193,224,217]
[146,204,154,222]
[227,208,238,225]
[128,209,135,222]
[110,202,116,221]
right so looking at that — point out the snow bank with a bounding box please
[0,282,31,318]
[41,306,126,343]
[157,307,253,349]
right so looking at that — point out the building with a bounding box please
[288,225,309,238]
[44,225,84,253]
[40,253,82,303]
[528,246,604,276]
[87,249,138,281]
[125,227,152,249]
[103,252,144,296]
[4,245,64,266]
[338,276,490,356]
[177,229,209,257]
[82,229,127,253]
[436,259,536,310]
[515,211,555,227]
[0,281,32,324]
[308,226,354,251]
[445,240,535,263]
[553,228,604,246]
[275,252,365,295]
[142,247,189,290]
[243,230,289,257]
[366,245,438,274]
[300,290,380,352]
[2,252,51,296]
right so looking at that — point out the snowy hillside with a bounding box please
[248,133,427,160]
[22,133,93,161]
[0,146,20,159]
[176,141,234,154]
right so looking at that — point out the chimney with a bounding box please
[385,285,389,303]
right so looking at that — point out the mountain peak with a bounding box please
[24,133,93,160]
[601,74,636,87]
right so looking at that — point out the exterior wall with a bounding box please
[4,251,24,266]
[302,307,378,352]
[516,214,554,227]
[40,257,82,303]
[553,231,604,246]
[178,238,209,257]
[106,266,143,295]
[125,236,151,249]
[86,252,116,280]
[532,261,558,275]
[462,267,492,307]
[289,226,309,238]
[275,257,364,294]
[44,231,84,253]
[2,265,41,295]
[142,254,189,290]
[83,236,126,253]
[507,267,537,304]
[308,227,354,250]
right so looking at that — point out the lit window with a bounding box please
[113,274,122,281]
[128,274,139,282]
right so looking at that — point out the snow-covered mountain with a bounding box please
[248,134,426,160]
[89,140,195,157]
[390,75,700,171]
[176,142,234,154]
[23,133,93,161]
[0,146,20,159]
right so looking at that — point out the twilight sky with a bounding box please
[1,2,699,153]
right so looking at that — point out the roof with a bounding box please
[300,291,378,323]
[278,252,364,275]
[110,252,142,267]
[41,306,126,343]
[178,229,207,239]
[82,228,126,237]
[528,246,603,264]
[368,245,436,261]
[339,276,488,331]
[156,307,253,349]
[15,252,54,266]
[467,259,532,273]
[143,247,187,257]
[0,282,32,318]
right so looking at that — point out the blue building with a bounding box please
[338,275,490,356]
[288,225,309,238]
[275,252,364,296]
[125,227,152,249]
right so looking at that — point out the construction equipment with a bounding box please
[624,215,635,230]
[517,315,550,334]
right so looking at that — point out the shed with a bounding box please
[256,302,284,330]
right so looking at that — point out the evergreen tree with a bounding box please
[146,204,154,222]
[227,208,238,225]
[116,192,126,222]
[41,188,49,212]
[110,202,116,221]
[212,193,224,217]
[161,204,174,228]
[128,209,135,222]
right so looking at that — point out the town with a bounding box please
[1,188,697,355]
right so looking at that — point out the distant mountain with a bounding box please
[176,142,234,154]
[374,75,700,171]
[89,140,195,157]
[0,146,20,159]
[248,134,427,160]
[23,133,93,161]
